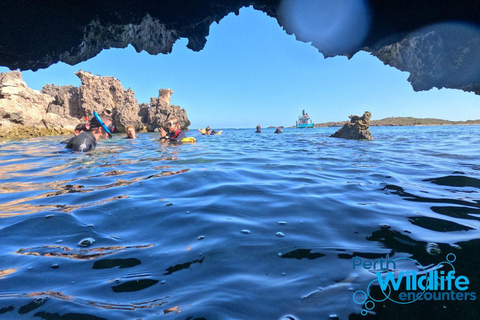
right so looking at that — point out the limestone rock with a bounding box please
[330,111,373,140]
[42,84,82,119]
[143,89,190,131]
[1,1,480,95]
[0,71,56,138]
[74,71,144,132]
[0,70,191,139]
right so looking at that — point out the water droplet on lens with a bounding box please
[278,221,287,225]
[78,237,95,247]
[278,253,282,257]
[45,214,54,219]
[276,232,285,238]
[51,264,59,269]
[282,272,286,276]
[426,242,441,255]
[197,236,205,240]
[241,229,251,234]
[186,211,190,214]
[161,280,166,284]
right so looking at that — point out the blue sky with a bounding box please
[1,6,479,128]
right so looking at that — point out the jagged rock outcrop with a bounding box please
[0,70,190,139]
[330,111,373,140]
[0,71,74,138]
[0,1,479,95]
[73,71,144,132]
[42,84,82,118]
[141,89,190,131]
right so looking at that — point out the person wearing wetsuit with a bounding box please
[274,127,282,134]
[255,124,262,133]
[159,118,186,142]
[65,114,113,152]
[60,123,87,144]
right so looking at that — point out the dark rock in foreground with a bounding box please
[330,111,373,140]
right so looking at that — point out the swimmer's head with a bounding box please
[74,123,86,136]
[126,125,136,139]
[90,113,114,139]
[166,118,180,132]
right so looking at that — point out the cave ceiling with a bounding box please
[0,0,479,94]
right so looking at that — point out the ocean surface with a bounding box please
[1,126,480,320]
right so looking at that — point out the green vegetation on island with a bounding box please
[315,117,480,127]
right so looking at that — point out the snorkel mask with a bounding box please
[93,111,114,139]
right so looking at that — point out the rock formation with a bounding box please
[0,71,190,139]
[0,1,479,95]
[330,111,373,140]
[140,89,190,131]
[72,71,144,132]
[0,71,73,138]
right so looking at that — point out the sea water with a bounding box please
[0,126,480,320]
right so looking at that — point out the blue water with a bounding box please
[1,126,480,320]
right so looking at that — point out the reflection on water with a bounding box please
[0,126,480,319]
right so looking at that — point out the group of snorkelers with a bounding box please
[64,113,283,152]
[64,113,186,152]
[255,124,282,134]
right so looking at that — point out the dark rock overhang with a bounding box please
[0,0,479,94]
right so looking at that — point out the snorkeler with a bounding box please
[274,127,282,134]
[159,118,186,142]
[65,112,114,152]
[124,125,136,139]
[60,123,87,144]
[198,126,212,135]
[255,124,262,133]
[198,126,222,135]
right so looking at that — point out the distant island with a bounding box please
[315,117,480,127]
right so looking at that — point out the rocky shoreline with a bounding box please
[316,117,480,128]
[0,71,190,139]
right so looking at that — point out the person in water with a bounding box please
[125,125,136,139]
[65,113,114,152]
[198,126,212,135]
[159,118,186,142]
[255,124,262,133]
[60,123,87,144]
[274,127,282,134]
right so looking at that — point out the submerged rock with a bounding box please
[0,70,191,139]
[330,111,373,140]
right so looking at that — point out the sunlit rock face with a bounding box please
[0,70,190,138]
[0,0,479,94]
[140,89,191,132]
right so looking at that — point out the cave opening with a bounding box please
[0,5,479,131]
